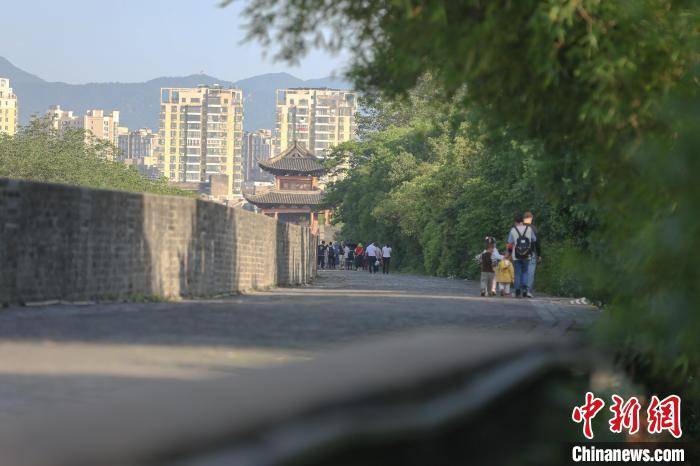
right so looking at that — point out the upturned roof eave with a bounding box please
[257,140,327,175]
[243,190,325,207]
[257,164,326,176]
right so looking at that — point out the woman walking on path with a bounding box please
[354,243,364,271]
[523,211,542,295]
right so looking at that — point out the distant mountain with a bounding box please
[0,57,44,84]
[0,56,351,131]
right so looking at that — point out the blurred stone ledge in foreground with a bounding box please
[0,330,591,466]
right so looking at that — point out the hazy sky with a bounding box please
[1,0,348,84]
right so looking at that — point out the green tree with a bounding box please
[0,118,191,197]
[228,0,700,409]
[327,89,584,289]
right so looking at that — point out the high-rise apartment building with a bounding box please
[47,105,81,135]
[159,85,244,197]
[47,106,120,148]
[242,129,273,183]
[273,88,357,157]
[0,77,18,136]
[117,126,129,145]
[82,109,120,146]
[118,128,160,161]
[118,128,161,181]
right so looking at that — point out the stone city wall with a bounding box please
[0,178,316,304]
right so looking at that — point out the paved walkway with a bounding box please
[0,270,597,422]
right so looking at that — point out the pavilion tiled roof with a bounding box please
[258,141,326,176]
[243,190,325,207]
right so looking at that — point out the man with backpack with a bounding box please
[507,213,537,298]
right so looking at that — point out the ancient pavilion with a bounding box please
[243,141,328,232]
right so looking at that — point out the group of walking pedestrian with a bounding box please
[475,211,542,298]
[317,240,393,274]
[317,241,342,269]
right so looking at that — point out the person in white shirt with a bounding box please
[366,242,379,274]
[381,244,392,274]
[343,244,351,270]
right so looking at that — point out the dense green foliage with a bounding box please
[0,118,191,197]
[326,85,589,294]
[231,0,700,408]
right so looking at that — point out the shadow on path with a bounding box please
[0,270,597,351]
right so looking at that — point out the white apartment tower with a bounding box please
[273,88,357,157]
[45,107,121,159]
[82,109,120,146]
[159,85,244,197]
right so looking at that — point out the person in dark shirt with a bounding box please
[475,242,499,296]
[317,241,327,269]
[345,244,354,270]
[475,236,502,295]
[327,241,336,269]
